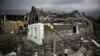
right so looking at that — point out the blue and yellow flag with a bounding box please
[47,23,54,30]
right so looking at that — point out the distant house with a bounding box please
[0,13,28,33]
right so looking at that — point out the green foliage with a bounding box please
[0,34,19,55]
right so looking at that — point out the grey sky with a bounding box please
[0,0,100,17]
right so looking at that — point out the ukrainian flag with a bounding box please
[47,23,54,30]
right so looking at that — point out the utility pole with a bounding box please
[3,12,6,23]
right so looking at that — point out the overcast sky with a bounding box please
[0,0,100,17]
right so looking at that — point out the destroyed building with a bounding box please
[28,7,93,43]
[25,7,98,56]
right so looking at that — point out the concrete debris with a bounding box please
[0,53,3,56]
[66,47,93,56]
[68,47,88,56]
[68,52,84,56]
[4,52,16,56]
[64,49,74,55]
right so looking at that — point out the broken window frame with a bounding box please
[73,25,79,34]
